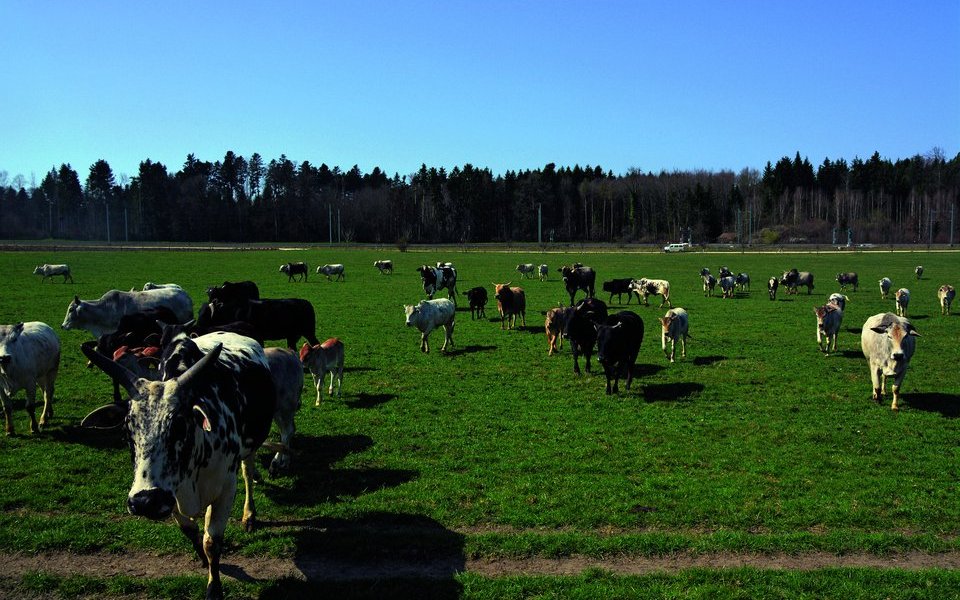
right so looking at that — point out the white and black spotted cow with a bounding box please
[82,330,275,600]
[417,265,457,305]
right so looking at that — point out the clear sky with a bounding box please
[2,1,958,185]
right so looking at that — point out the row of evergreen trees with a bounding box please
[1,149,957,245]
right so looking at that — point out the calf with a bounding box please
[33,264,73,283]
[878,277,892,299]
[828,293,848,312]
[544,306,575,356]
[702,274,717,297]
[895,288,910,317]
[493,283,527,330]
[861,312,919,410]
[562,298,608,375]
[719,276,736,298]
[0,322,60,435]
[538,264,549,281]
[374,260,393,275]
[596,311,644,394]
[279,262,308,282]
[939,284,956,315]
[403,299,456,353]
[558,265,596,305]
[317,263,345,281]
[464,286,488,320]
[767,276,778,301]
[602,278,634,304]
[417,265,458,304]
[915,265,924,280]
[264,347,304,477]
[630,278,672,307]
[836,272,859,292]
[516,263,536,279]
[814,303,843,354]
[735,273,750,291]
[299,338,345,406]
[198,298,319,349]
[659,307,689,362]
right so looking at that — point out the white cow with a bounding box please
[516,263,536,279]
[374,260,393,275]
[62,288,194,337]
[299,338,345,406]
[0,322,60,435]
[861,313,919,410]
[814,303,843,354]
[828,293,848,312]
[702,274,717,297]
[317,263,345,281]
[142,282,183,291]
[735,273,750,291]
[403,299,455,353]
[659,307,689,363]
[915,265,924,280]
[538,264,549,281]
[630,278,672,307]
[264,347,304,477]
[719,276,736,299]
[939,285,956,315]
[33,264,73,283]
[878,277,892,299]
[895,288,910,317]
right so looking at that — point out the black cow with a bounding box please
[596,311,644,394]
[279,262,308,282]
[198,298,319,349]
[464,286,488,320]
[207,281,260,304]
[602,279,634,304]
[558,265,596,305]
[562,297,608,375]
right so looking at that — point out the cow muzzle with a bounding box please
[128,488,175,520]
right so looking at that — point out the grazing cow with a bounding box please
[939,284,956,315]
[264,347,304,477]
[718,266,733,279]
[814,303,843,354]
[374,260,393,275]
[630,278,672,307]
[780,269,815,294]
[767,276,779,301]
[895,288,910,317]
[828,293,848,312]
[602,278,634,304]
[878,277,893,299]
[538,264,549,281]
[62,288,193,338]
[596,311,644,394]
[207,281,260,304]
[915,265,924,280]
[299,338,344,406]
[735,273,751,291]
[464,286,488,320]
[33,264,73,283]
[702,274,717,297]
[0,322,60,435]
[700,267,711,277]
[317,263,345,281]
[279,262,308,282]
[417,265,458,304]
[493,283,527,330]
[562,298,608,375]
[861,313,919,410]
[198,298,319,349]
[516,263,536,279]
[81,331,275,600]
[544,306,575,356]
[659,307,689,363]
[143,282,183,291]
[403,299,456,353]
[90,307,178,403]
[558,265,596,305]
[836,272,859,292]
[718,276,736,298]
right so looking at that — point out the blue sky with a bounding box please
[2,1,958,185]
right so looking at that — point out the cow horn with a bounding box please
[176,343,223,389]
[80,340,139,398]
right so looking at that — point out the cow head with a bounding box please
[32,265,42,275]
[61,296,83,330]
[869,321,920,372]
[403,304,419,326]
[493,283,512,301]
[659,314,677,333]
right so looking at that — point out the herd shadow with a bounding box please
[692,355,726,366]
[446,344,497,357]
[903,393,960,418]
[632,363,666,378]
[642,382,705,403]
[345,392,397,409]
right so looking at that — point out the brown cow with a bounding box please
[493,283,526,330]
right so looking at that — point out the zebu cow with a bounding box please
[861,313,919,410]
[0,322,60,435]
[828,293,848,312]
[464,286,488,320]
[544,306,575,356]
[538,264,549,281]
[516,263,536,279]
[780,269,815,295]
[143,282,183,291]
[279,262,308,282]
[207,281,260,304]
[558,265,596,305]
[317,263,345,281]
[374,260,393,275]
[939,285,956,315]
[198,298,319,350]
[263,347,304,477]
[735,273,751,291]
[814,303,843,354]
[417,265,458,304]
[719,276,736,298]
[878,277,892,299]
[659,307,689,363]
[596,311,644,394]
[62,288,193,337]
[81,331,276,600]
[602,278,634,304]
[562,298,608,375]
[836,272,859,292]
[767,276,779,301]
[33,264,73,283]
[493,283,527,330]
[404,299,456,353]
[631,278,672,308]
[718,266,733,279]
[915,265,924,280]
[299,338,344,406]
[895,288,910,317]
[702,274,717,297]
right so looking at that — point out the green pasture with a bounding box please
[0,247,958,597]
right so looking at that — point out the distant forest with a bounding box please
[1,149,958,245]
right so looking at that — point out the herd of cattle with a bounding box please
[1,257,955,598]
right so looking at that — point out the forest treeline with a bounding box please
[1,149,958,245]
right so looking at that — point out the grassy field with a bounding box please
[1,247,959,598]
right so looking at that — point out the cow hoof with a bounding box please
[242,516,257,533]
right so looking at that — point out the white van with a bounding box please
[663,243,687,253]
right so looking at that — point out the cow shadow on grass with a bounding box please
[903,393,960,418]
[446,344,496,357]
[632,363,666,378]
[846,327,862,335]
[693,355,726,366]
[253,512,464,599]
[908,314,929,320]
[54,423,127,450]
[344,366,377,374]
[345,392,397,409]
[837,350,864,359]
[642,382,704,403]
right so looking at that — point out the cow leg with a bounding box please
[269,410,295,477]
[313,369,325,406]
[584,351,592,374]
[421,332,429,353]
[572,347,581,375]
[521,311,526,328]
[441,322,454,352]
[203,494,233,600]
[680,335,687,358]
[24,383,40,434]
[39,369,56,428]
[1,389,13,435]
[669,340,676,363]
[334,365,343,398]
[173,511,208,568]
[870,368,882,402]
[240,457,258,532]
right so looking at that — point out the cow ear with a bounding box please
[870,326,889,335]
[907,326,921,337]
[193,404,214,432]
[81,402,129,429]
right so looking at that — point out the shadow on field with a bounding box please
[632,363,665,377]
[642,382,704,403]
[838,350,864,359]
[903,393,960,418]
[516,325,544,334]
[908,314,929,320]
[846,327,862,335]
[693,355,725,366]
[53,425,126,450]
[261,434,416,506]
[447,344,497,356]
[344,366,377,373]
[254,512,464,599]
[345,392,397,409]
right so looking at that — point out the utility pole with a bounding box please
[328,204,333,244]
[951,204,955,247]
[928,208,934,247]
[337,209,341,243]
[537,203,542,244]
